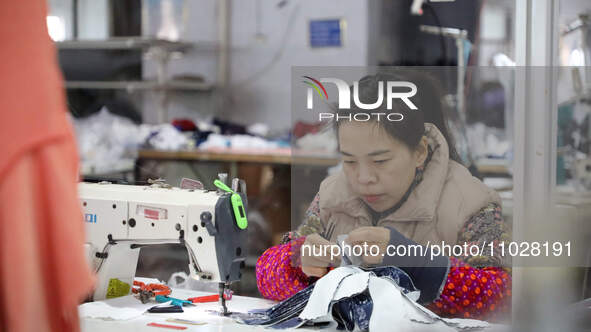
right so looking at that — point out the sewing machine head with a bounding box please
[79,178,248,312]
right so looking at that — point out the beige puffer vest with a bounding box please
[317,123,501,246]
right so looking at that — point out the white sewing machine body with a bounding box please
[79,182,247,300]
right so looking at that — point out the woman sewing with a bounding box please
[256,72,512,321]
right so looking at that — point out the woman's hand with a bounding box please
[346,226,391,265]
[301,233,341,277]
[301,266,329,278]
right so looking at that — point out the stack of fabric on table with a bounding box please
[235,266,490,331]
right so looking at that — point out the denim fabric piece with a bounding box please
[268,317,306,329]
[330,267,417,331]
[331,290,373,331]
[235,266,417,330]
[233,284,315,326]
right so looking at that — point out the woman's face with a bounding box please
[338,121,427,212]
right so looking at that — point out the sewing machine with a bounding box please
[79,177,248,314]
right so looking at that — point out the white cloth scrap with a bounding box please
[299,266,361,321]
[199,134,280,150]
[78,295,153,321]
[295,130,338,152]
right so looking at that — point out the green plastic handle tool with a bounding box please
[214,179,248,230]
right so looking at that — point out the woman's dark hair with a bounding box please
[334,70,461,163]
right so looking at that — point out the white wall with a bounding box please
[559,0,591,25]
[78,0,109,39]
[477,0,514,65]
[47,0,109,40]
[142,0,220,124]
[143,0,373,131]
[47,0,75,40]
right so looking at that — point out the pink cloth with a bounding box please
[0,1,73,179]
[0,137,95,331]
[0,1,95,331]
[427,257,512,321]
[255,237,309,301]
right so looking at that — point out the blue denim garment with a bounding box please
[234,266,418,331]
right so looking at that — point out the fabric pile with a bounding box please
[74,107,190,173]
[238,266,490,331]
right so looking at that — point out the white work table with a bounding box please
[80,288,512,332]
[80,288,324,332]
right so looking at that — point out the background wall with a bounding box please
[142,0,376,131]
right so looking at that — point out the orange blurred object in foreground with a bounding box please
[0,1,94,331]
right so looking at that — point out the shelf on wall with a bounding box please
[56,37,194,52]
[64,80,213,91]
